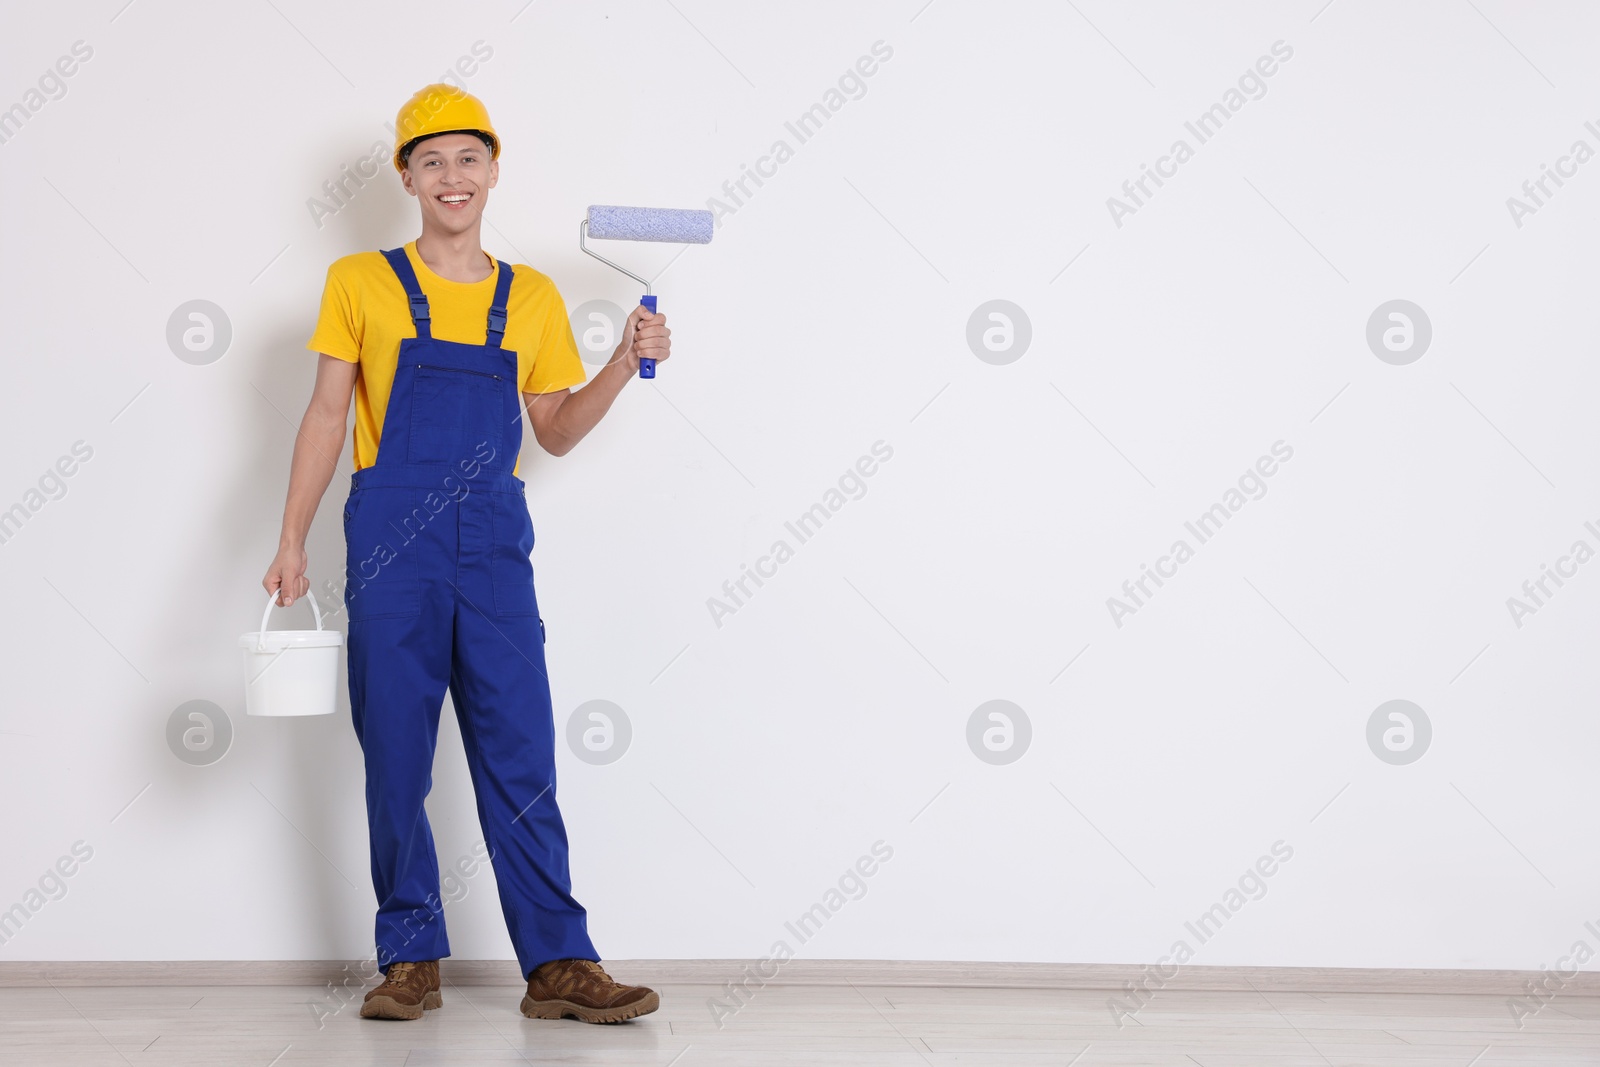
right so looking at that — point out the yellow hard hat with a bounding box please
[392,83,500,173]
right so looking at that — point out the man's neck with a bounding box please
[415,226,493,283]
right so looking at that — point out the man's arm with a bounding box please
[262,353,358,605]
[525,305,671,457]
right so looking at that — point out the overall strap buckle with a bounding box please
[380,246,433,339]
[484,259,514,348]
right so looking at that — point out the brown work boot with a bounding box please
[359,959,442,1020]
[520,958,659,1023]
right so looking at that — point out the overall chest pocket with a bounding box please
[407,364,504,467]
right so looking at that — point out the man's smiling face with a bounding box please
[400,132,497,232]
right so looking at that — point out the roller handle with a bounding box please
[637,295,657,379]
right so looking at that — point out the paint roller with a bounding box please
[579,205,713,378]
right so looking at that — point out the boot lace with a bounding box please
[385,960,422,986]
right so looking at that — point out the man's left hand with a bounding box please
[613,304,671,375]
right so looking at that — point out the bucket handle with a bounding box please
[258,586,324,652]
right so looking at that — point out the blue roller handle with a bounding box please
[637,295,658,378]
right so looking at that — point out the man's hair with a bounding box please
[399,130,495,170]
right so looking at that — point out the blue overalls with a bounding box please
[343,246,599,979]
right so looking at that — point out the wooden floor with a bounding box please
[3,973,1598,1066]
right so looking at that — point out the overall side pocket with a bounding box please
[343,488,423,621]
[489,491,538,617]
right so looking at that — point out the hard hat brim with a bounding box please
[395,129,499,172]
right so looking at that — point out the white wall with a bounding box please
[3,0,1597,972]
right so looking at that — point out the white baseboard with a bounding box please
[0,958,1590,995]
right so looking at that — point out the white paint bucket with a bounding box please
[238,589,342,717]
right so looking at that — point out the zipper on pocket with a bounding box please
[415,363,502,380]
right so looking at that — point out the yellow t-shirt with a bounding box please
[306,240,588,474]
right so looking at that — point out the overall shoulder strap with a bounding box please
[380,247,431,339]
[485,259,514,348]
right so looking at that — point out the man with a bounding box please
[261,84,668,1023]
